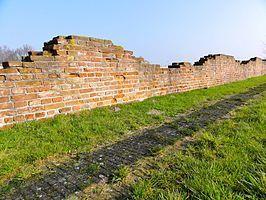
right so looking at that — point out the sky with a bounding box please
[0,0,265,66]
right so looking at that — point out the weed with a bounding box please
[111,165,130,183]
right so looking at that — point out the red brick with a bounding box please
[18,68,42,74]
[6,75,21,81]
[52,97,63,103]
[4,117,13,123]
[0,97,9,103]
[0,35,264,129]
[0,68,18,74]
[59,107,71,113]
[2,61,22,68]
[13,115,25,122]
[35,112,46,118]
[44,103,64,110]
[16,81,42,87]
[41,98,52,104]
[12,94,38,101]
[0,103,13,110]
[12,88,25,94]
[0,75,6,81]
[14,101,27,108]
[25,114,35,120]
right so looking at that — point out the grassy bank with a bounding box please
[0,75,265,191]
[132,88,266,199]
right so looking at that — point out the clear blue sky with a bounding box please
[0,0,265,65]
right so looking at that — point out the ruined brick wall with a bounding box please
[0,35,265,127]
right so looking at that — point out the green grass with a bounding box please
[111,165,131,183]
[131,90,266,199]
[0,75,265,191]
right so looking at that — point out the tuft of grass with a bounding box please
[131,92,266,199]
[87,163,100,175]
[0,75,265,192]
[111,165,131,183]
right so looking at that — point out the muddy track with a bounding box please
[1,83,265,200]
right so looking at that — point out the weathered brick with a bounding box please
[0,97,9,103]
[14,101,28,108]
[35,112,46,118]
[48,73,60,78]
[0,35,265,128]
[25,113,35,120]
[59,107,72,113]
[0,103,13,110]
[52,97,63,103]
[2,61,22,68]
[16,81,42,87]
[44,103,64,110]
[18,68,42,74]
[21,74,34,80]
[6,75,21,81]
[4,117,13,123]
[0,68,18,74]
[0,75,6,81]
[12,88,25,94]
[0,89,11,96]
[41,98,52,104]
[28,100,41,106]
[12,94,38,101]
[13,115,25,122]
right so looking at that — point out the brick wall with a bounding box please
[0,35,265,127]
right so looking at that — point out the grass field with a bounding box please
[0,75,265,193]
[131,89,266,199]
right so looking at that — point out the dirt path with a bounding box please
[2,83,266,200]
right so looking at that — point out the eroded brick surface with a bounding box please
[0,35,265,127]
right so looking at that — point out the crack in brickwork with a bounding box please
[2,83,265,200]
